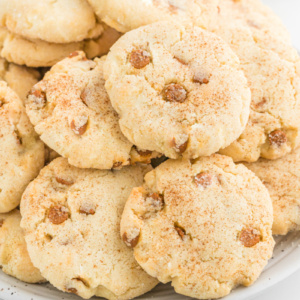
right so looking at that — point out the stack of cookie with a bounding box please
[0,0,299,300]
[0,0,122,67]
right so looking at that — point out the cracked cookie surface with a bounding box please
[0,0,100,43]
[26,52,158,169]
[20,158,158,300]
[244,147,300,235]
[0,210,45,283]
[0,81,44,213]
[121,154,274,299]
[104,22,250,159]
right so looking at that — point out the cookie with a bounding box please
[212,2,300,162]
[95,0,300,162]
[0,26,121,67]
[216,24,300,161]
[121,155,274,299]
[243,148,300,235]
[104,21,251,159]
[0,81,44,213]
[215,0,294,58]
[26,52,158,169]
[0,0,100,43]
[87,0,217,33]
[0,210,45,283]
[20,158,158,299]
[0,57,40,102]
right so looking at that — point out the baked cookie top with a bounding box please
[0,81,44,213]
[0,57,40,101]
[244,147,300,235]
[26,52,157,169]
[0,0,101,43]
[20,158,158,299]
[0,210,45,283]
[121,154,274,299]
[104,21,251,159]
[93,0,300,162]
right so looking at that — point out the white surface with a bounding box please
[263,0,300,49]
[0,1,300,300]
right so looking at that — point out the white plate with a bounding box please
[0,232,300,300]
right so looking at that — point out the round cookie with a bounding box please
[0,81,44,213]
[243,148,300,235]
[104,21,251,159]
[0,210,45,283]
[0,57,40,102]
[121,154,274,299]
[0,26,121,67]
[20,158,158,299]
[0,0,100,43]
[26,52,158,169]
[95,0,300,162]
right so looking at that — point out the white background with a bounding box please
[252,0,300,299]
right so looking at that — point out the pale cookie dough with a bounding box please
[0,81,44,213]
[20,158,158,299]
[104,22,251,159]
[95,0,300,162]
[244,148,300,235]
[0,57,40,102]
[0,0,100,43]
[0,210,45,283]
[0,26,121,67]
[26,52,158,169]
[121,154,274,299]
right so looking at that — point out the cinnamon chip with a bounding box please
[129,49,151,69]
[48,206,69,225]
[164,83,187,103]
[240,228,261,247]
